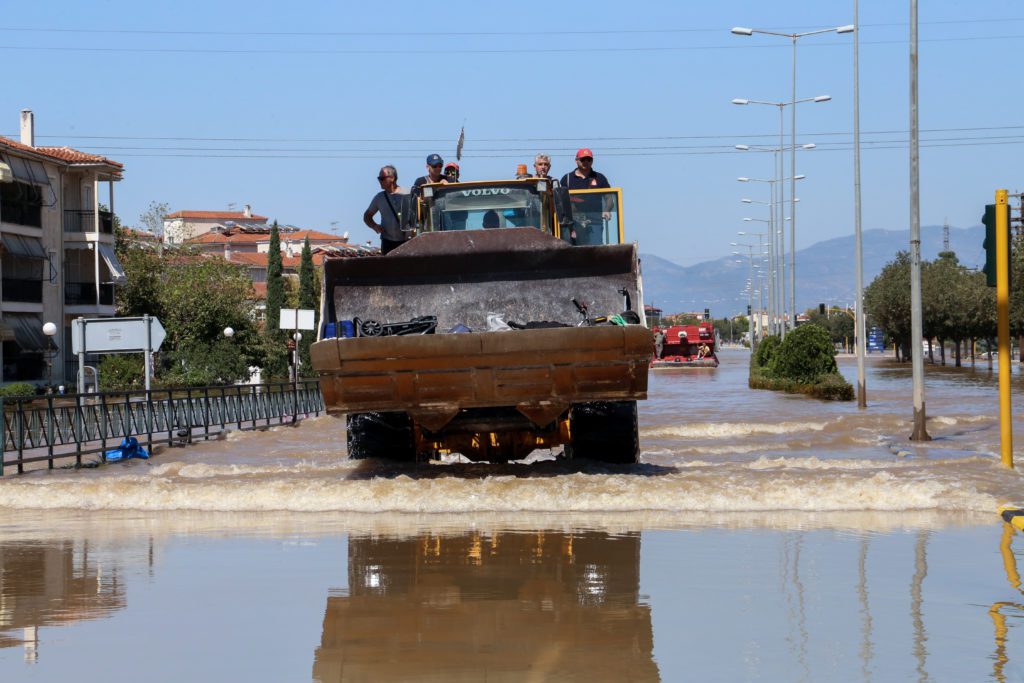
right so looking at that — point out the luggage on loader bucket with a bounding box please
[311,179,650,463]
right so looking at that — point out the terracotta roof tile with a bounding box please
[0,136,123,171]
[164,210,269,221]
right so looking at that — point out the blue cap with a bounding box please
[426,153,443,166]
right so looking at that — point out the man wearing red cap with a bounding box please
[560,148,611,245]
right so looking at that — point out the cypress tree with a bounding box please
[264,221,287,379]
[297,236,319,374]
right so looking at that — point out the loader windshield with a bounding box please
[424,182,549,233]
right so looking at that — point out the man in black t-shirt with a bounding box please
[559,148,611,245]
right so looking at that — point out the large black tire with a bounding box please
[565,400,639,464]
[346,412,416,461]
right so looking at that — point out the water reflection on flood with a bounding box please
[313,529,659,682]
[0,540,131,661]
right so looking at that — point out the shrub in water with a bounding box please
[769,324,838,383]
[753,334,781,369]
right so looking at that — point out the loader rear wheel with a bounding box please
[565,400,639,464]
[346,411,416,461]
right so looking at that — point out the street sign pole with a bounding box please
[76,317,86,394]
[144,314,152,392]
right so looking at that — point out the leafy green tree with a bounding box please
[769,324,839,382]
[263,221,287,379]
[109,243,259,387]
[297,237,319,374]
[864,252,912,360]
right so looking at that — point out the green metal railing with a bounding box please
[0,380,324,475]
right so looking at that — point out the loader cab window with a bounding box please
[424,183,548,233]
[562,189,624,246]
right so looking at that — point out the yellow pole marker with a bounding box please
[996,189,1013,468]
[999,506,1024,532]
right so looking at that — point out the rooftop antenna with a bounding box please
[330,221,339,233]
[943,217,949,252]
[227,202,237,212]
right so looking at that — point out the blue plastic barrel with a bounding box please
[340,320,355,338]
[324,322,337,339]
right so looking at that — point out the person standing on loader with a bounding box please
[412,153,447,198]
[560,148,611,245]
[363,165,409,255]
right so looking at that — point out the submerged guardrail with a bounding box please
[0,380,324,475]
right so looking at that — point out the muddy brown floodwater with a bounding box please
[0,349,1022,681]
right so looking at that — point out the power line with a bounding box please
[7,124,1022,145]
[0,17,1021,37]
[0,34,1019,56]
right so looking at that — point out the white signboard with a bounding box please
[279,308,316,331]
[72,316,166,354]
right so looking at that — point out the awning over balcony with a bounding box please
[98,244,126,284]
[5,313,46,352]
[64,242,127,285]
[1,234,47,259]
[2,153,50,186]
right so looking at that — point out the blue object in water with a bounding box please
[105,436,149,463]
[340,320,355,338]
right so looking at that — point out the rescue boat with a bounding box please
[651,321,719,368]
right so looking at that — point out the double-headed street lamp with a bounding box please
[733,96,829,332]
[738,174,803,334]
[731,242,761,347]
[741,141,811,335]
[738,228,774,334]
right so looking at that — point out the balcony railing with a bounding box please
[64,209,114,234]
[2,278,43,303]
[64,282,114,306]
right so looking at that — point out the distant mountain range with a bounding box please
[640,225,984,316]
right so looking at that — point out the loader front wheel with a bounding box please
[565,401,639,464]
[346,411,416,461]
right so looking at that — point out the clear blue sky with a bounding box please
[5,1,1020,265]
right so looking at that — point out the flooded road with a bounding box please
[1,349,1023,680]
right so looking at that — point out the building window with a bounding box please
[0,181,43,227]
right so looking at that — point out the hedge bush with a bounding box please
[753,334,781,368]
[0,382,37,399]
[768,324,838,383]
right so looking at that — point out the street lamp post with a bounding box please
[738,174,804,335]
[738,142,814,336]
[738,226,772,334]
[42,322,57,391]
[733,95,833,332]
[852,0,867,409]
[732,243,759,347]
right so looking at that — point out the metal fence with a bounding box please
[0,380,324,475]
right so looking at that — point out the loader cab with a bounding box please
[418,179,626,246]
[418,179,557,234]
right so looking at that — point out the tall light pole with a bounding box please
[738,141,815,335]
[908,0,929,440]
[739,226,772,334]
[733,95,833,331]
[852,1,867,408]
[738,174,804,335]
[732,242,758,347]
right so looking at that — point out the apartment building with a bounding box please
[162,206,268,244]
[0,110,125,387]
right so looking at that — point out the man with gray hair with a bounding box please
[533,153,552,180]
[363,165,410,254]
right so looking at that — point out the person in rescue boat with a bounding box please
[559,148,611,245]
[363,165,410,255]
[411,153,447,198]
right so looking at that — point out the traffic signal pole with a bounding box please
[996,189,1013,468]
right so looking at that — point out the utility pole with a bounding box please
[908,0,930,441]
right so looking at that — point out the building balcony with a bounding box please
[65,282,114,306]
[2,278,43,303]
[64,209,114,234]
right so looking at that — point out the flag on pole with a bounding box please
[456,126,465,161]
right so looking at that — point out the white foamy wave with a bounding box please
[0,458,1010,514]
[645,421,828,439]
[930,415,993,426]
